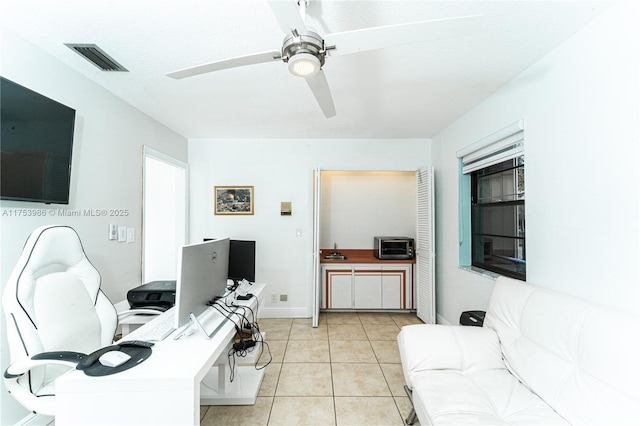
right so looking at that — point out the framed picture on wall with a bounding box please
[214,186,254,215]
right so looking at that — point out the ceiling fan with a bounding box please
[166,0,482,118]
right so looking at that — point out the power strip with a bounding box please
[233,340,256,351]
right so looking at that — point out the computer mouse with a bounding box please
[98,350,131,368]
[76,344,120,370]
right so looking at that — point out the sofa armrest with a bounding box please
[398,324,505,389]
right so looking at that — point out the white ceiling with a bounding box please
[1,1,614,139]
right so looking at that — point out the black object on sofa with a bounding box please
[459,310,485,326]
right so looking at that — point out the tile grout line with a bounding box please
[246,314,417,425]
[266,319,292,425]
[327,324,337,426]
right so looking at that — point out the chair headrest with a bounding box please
[7,225,102,326]
[21,225,89,272]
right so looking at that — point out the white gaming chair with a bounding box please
[2,225,158,416]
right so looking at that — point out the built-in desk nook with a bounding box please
[320,249,415,310]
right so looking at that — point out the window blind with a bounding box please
[457,119,524,174]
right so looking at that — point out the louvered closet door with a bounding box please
[416,168,435,323]
[312,167,322,327]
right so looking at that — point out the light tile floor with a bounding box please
[200,311,424,426]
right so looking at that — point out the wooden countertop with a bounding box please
[319,249,415,264]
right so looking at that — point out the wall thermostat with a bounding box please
[280,201,292,216]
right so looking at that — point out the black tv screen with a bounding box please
[228,239,256,283]
[1,77,76,204]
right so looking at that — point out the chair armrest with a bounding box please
[397,324,505,389]
[3,351,85,416]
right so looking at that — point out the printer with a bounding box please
[127,280,176,311]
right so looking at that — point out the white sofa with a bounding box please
[398,276,640,425]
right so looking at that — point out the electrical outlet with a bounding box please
[271,294,277,303]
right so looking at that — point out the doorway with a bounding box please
[142,147,188,283]
[310,169,433,326]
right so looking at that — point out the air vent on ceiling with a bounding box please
[64,43,128,72]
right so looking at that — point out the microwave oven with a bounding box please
[374,237,414,260]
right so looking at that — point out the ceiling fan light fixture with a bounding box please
[288,53,320,78]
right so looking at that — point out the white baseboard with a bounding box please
[436,313,452,325]
[15,413,54,426]
[258,307,309,318]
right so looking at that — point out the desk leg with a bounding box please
[200,363,264,405]
[218,362,226,394]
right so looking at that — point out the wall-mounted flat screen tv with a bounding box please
[1,77,76,204]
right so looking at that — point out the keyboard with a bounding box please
[134,311,176,341]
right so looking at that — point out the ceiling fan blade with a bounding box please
[324,15,483,57]
[167,50,281,79]
[305,70,336,118]
[268,0,308,35]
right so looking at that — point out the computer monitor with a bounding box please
[173,238,230,329]
[228,239,256,283]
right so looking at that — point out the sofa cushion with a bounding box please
[412,369,568,425]
[484,277,640,425]
[398,324,504,390]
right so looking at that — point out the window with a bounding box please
[471,156,525,280]
[456,119,525,280]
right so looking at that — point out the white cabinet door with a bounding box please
[322,266,353,309]
[381,265,411,309]
[353,266,382,309]
[322,263,412,310]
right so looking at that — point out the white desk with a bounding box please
[55,284,266,426]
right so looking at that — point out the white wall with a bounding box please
[0,28,187,424]
[188,139,429,317]
[432,1,640,324]
[320,171,417,250]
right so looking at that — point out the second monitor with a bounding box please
[228,239,256,283]
[204,238,256,284]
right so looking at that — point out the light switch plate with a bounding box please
[126,228,135,243]
[117,226,127,242]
